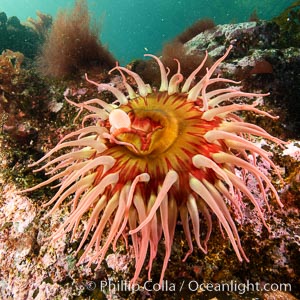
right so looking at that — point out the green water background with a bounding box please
[0,0,296,63]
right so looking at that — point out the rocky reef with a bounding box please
[0,11,51,59]
[185,19,300,139]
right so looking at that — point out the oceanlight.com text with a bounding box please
[187,280,292,295]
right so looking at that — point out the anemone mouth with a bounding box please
[104,91,224,182]
[114,100,175,156]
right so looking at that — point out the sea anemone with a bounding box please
[23,45,285,284]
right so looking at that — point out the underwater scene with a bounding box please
[0,0,299,299]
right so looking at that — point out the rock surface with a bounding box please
[185,20,300,138]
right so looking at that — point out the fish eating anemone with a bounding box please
[22,45,286,285]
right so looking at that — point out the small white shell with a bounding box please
[109,109,131,131]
